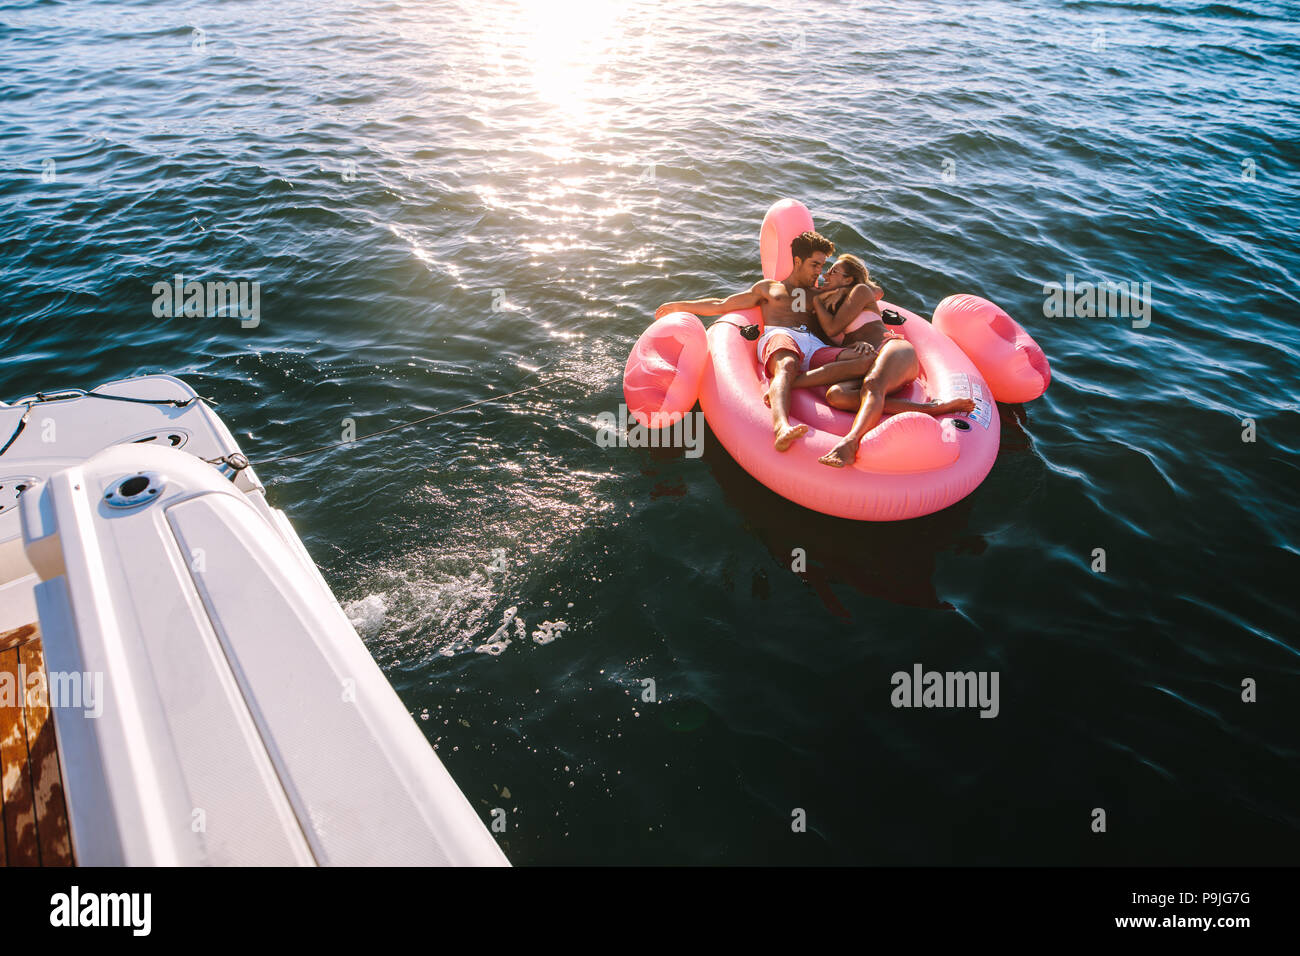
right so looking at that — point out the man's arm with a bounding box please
[655,281,768,319]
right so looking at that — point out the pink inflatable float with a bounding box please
[625,199,1050,521]
[622,310,708,427]
[933,293,1051,404]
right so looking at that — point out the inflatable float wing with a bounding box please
[932,294,1051,404]
[622,311,709,428]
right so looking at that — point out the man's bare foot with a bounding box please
[818,438,859,468]
[773,423,808,451]
[928,398,976,415]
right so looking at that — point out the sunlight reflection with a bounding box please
[498,0,631,118]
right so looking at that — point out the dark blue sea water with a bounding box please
[2,0,1298,864]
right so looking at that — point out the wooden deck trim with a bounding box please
[0,645,38,865]
[0,623,38,655]
[19,640,73,865]
[0,626,74,866]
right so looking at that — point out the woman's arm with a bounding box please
[817,284,876,338]
[812,291,846,340]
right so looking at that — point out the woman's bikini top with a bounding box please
[827,306,881,346]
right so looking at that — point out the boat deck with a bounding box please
[0,623,74,866]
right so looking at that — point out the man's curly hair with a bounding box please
[790,230,835,262]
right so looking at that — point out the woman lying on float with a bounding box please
[799,254,974,467]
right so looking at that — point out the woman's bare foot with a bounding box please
[818,437,859,467]
[773,422,808,451]
[927,397,976,415]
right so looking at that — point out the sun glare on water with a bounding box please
[447,1,671,225]
[499,0,639,118]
